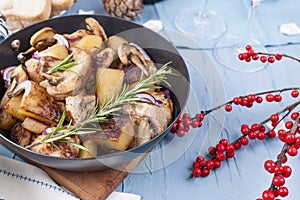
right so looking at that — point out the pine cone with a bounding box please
[102,0,144,20]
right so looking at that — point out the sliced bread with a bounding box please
[0,0,51,30]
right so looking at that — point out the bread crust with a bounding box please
[1,0,75,30]
[3,0,52,30]
[50,0,74,16]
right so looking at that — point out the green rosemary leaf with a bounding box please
[43,111,66,141]
[65,142,91,153]
[47,52,77,74]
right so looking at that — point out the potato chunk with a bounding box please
[12,80,60,124]
[96,68,124,106]
[22,117,49,134]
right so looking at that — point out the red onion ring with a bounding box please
[54,34,70,49]
[136,92,162,106]
[2,66,17,87]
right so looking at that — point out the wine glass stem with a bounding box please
[243,1,256,38]
[195,0,209,23]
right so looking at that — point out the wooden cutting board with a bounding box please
[31,152,149,200]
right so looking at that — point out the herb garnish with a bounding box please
[27,62,175,150]
[47,52,77,74]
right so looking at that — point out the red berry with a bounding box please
[256,96,263,103]
[251,123,260,131]
[272,175,285,186]
[287,146,298,156]
[262,189,275,200]
[234,142,242,150]
[201,168,210,177]
[274,94,282,102]
[219,139,228,147]
[183,113,190,119]
[252,54,259,60]
[260,56,267,63]
[213,160,221,169]
[247,49,254,56]
[192,167,202,178]
[267,130,276,138]
[268,56,275,63]
[277,154,288,163]
[191,119,199,128]
[233,97,242,105]
[225,144,235,153]
[193,161,199,169]
[206,160,214,170]
[270,114,279,122]
[291,90,299,98]
[285,133,296,144]
[273,165,283,175]
[282,165,292,178]
[238,53,245,60]
[196,156,205,162]
[291,112,299,120]
[177,130,185,137]
[170,124,177,133]
[245,45,252,51]
[245,57,251,62]
[226,152,235,158]
[241,98,248,106]
[275,54,282,61]
[248,131,257,139]
[277,186,289,197]
[208,146,216,156]
[225,104,232,112]
[216,144,225,153]
[264,160,276,173]
[215,152,226,161]
[295,137,300,147]
[266,94,275,102]
[241,124,250,135]
[196,113,204,121]
[285,121,293,129]
[176,116,182,123]
[240,137,249,146]
[257,131,266,140]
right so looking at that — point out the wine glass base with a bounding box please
[213,35,268,72]
[175,8,226,40]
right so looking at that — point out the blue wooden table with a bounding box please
[1,0,300,199]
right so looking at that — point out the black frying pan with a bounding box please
[0,15,190,171]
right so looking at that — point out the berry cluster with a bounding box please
[172,87,300,199]
[238,45,283,63]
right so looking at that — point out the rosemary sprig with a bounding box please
[27,62,175,149]
[47,52,77,74]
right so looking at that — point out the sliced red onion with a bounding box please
[162,88,170,99]
[32,51,53,60]
[54,34,70,49]
[136,92,162,106]
[129,43,151,61]
[42,127,67,136]
[42,127,53,135]
[13,80,32,96]
[2,66,17,87]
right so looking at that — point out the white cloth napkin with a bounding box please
[0,156,140,200]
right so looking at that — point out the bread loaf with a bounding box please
[0,0,52,30]
[0,0,75,31]
[50,0,75,17]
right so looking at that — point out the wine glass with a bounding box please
[213,0,267,73]
[175,0,226,41]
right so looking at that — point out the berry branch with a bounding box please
[173,45,300,200]
[238,45,300,63]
